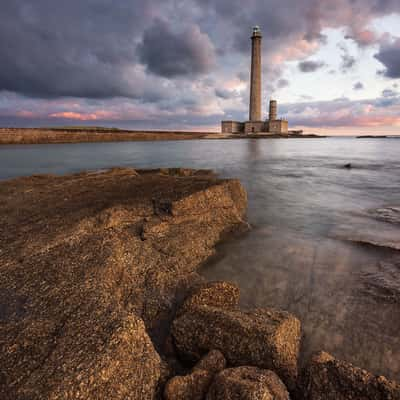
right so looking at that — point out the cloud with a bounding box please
[338,43,356,72]
[281,94,400,127]
[277,79,289,88]
[298,60,325,73]
[345,29,379,47]
[0,1,157,99]
[374,38,400,78]
[215,88,234,99]
[382,88,398,98]
[353,82,364,90]
[138,20,215,78]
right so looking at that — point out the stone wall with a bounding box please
[269,120,288,134]
[221,121,245,134]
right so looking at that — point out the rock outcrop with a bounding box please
[302,351,400,400]
[206,366,289,400]
[172,306,301,390]
[164,350,226,400]
[0,168,247,400]
[178,281,240,315]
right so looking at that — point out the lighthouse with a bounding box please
[249,26,262,121]
[220,26,289,135]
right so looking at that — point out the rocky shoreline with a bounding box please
[0,168,399,399]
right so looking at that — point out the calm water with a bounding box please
[1,138,400,379]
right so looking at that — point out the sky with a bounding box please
[1,0,400,135]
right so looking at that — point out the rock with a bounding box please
[164,369,212,400]
[164,350,226,400]
[193,349,227,374]
[0,168,248,399]
[302,351,400,400]
[179,281,240,315]
[172,306,301,390]
[206,366,289,400]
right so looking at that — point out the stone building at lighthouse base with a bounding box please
[221,100,289,135]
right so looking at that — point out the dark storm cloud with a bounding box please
[298,60,325,73]
[0,0,157,99]
[374,39,400,78]
[138,20,215,78]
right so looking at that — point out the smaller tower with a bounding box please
[269,100,277,121]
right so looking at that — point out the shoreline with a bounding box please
[0,127,325,145]
[1,168,398,399]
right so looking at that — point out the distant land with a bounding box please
[0,127,325,145]
[357,135,389,138]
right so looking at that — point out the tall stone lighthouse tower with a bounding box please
[249,26,262,121]
[221,25,289,135]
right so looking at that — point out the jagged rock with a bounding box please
[164,369,212,400]
[206,366,289,400]
[302,351,400,400]
[179,281,240,315]
[0,168,247,399]
[164,350,226,400]
[172,306,300,390]
[193,349,227,374]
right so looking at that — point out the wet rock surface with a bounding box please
[302,351,400,400]
[206,366,289,400]
[0,168,247,400]
[172,305,301,390]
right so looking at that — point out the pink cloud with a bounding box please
[15,110,36,118]
[49,110,117,121]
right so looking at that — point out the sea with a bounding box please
[1,137,399,380]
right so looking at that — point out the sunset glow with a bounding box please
[0,1,399,134]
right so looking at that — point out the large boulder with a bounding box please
[172,306,301,390]
[179,281,240,315]
[206,366,289,400]
[164,350,226,400]
[302,351,400,400]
